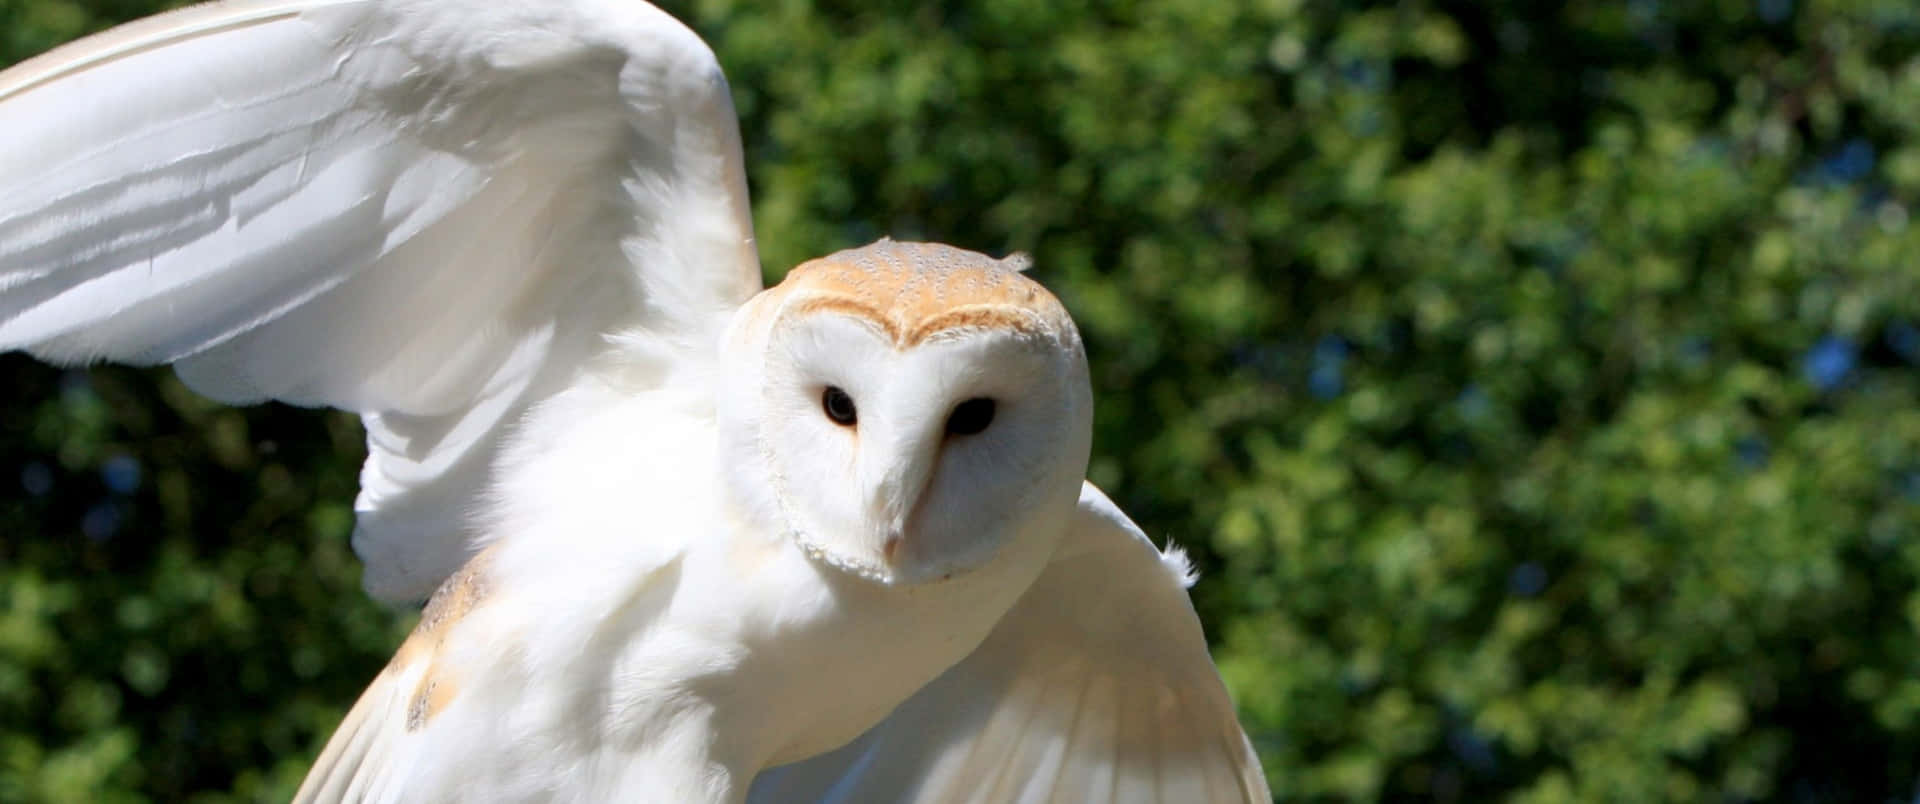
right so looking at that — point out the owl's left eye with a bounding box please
[945,397,996,436]
[822,386,858,426]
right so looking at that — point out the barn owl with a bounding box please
[0,0,1271,801]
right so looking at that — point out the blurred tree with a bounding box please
[4,0,1920,801]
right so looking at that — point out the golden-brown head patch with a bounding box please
[760,239,1075,347]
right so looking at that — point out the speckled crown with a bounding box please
[764,239,1074,346]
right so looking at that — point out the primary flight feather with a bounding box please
[0,1,1271,801]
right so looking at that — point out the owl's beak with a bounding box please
[860,422,939,568]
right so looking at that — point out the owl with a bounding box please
[0,1,1270,802]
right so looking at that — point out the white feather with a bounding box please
[0,0,760,601]
[746,482,1271,804]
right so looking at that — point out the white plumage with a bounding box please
[0,1,1271,802]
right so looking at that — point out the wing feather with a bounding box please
[0,0,760,600]
[747,482,1271,804]
[295,664,409,804]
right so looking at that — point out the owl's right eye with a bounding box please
[822,386,858,426]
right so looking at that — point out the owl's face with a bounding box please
[719,240,1092,585]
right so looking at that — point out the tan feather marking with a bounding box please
[406,669,459,732]
[788,296,901,341]
[763,239,1075,347]
[390,550,491,731]
[904,305,1048,346]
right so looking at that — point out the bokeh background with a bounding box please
[5,0,1920,800]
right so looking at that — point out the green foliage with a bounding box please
[0,362,409,802]
[5,0,1920,800]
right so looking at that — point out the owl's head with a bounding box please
[719,240,1093,586]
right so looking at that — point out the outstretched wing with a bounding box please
[747,482,1271,803]
[0,0,759,601]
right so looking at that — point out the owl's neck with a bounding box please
[686,513,1061,770]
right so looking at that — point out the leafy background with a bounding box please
[4,0,1919,800]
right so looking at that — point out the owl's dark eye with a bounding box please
[945,397,996,436]
[822,386,858,426]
